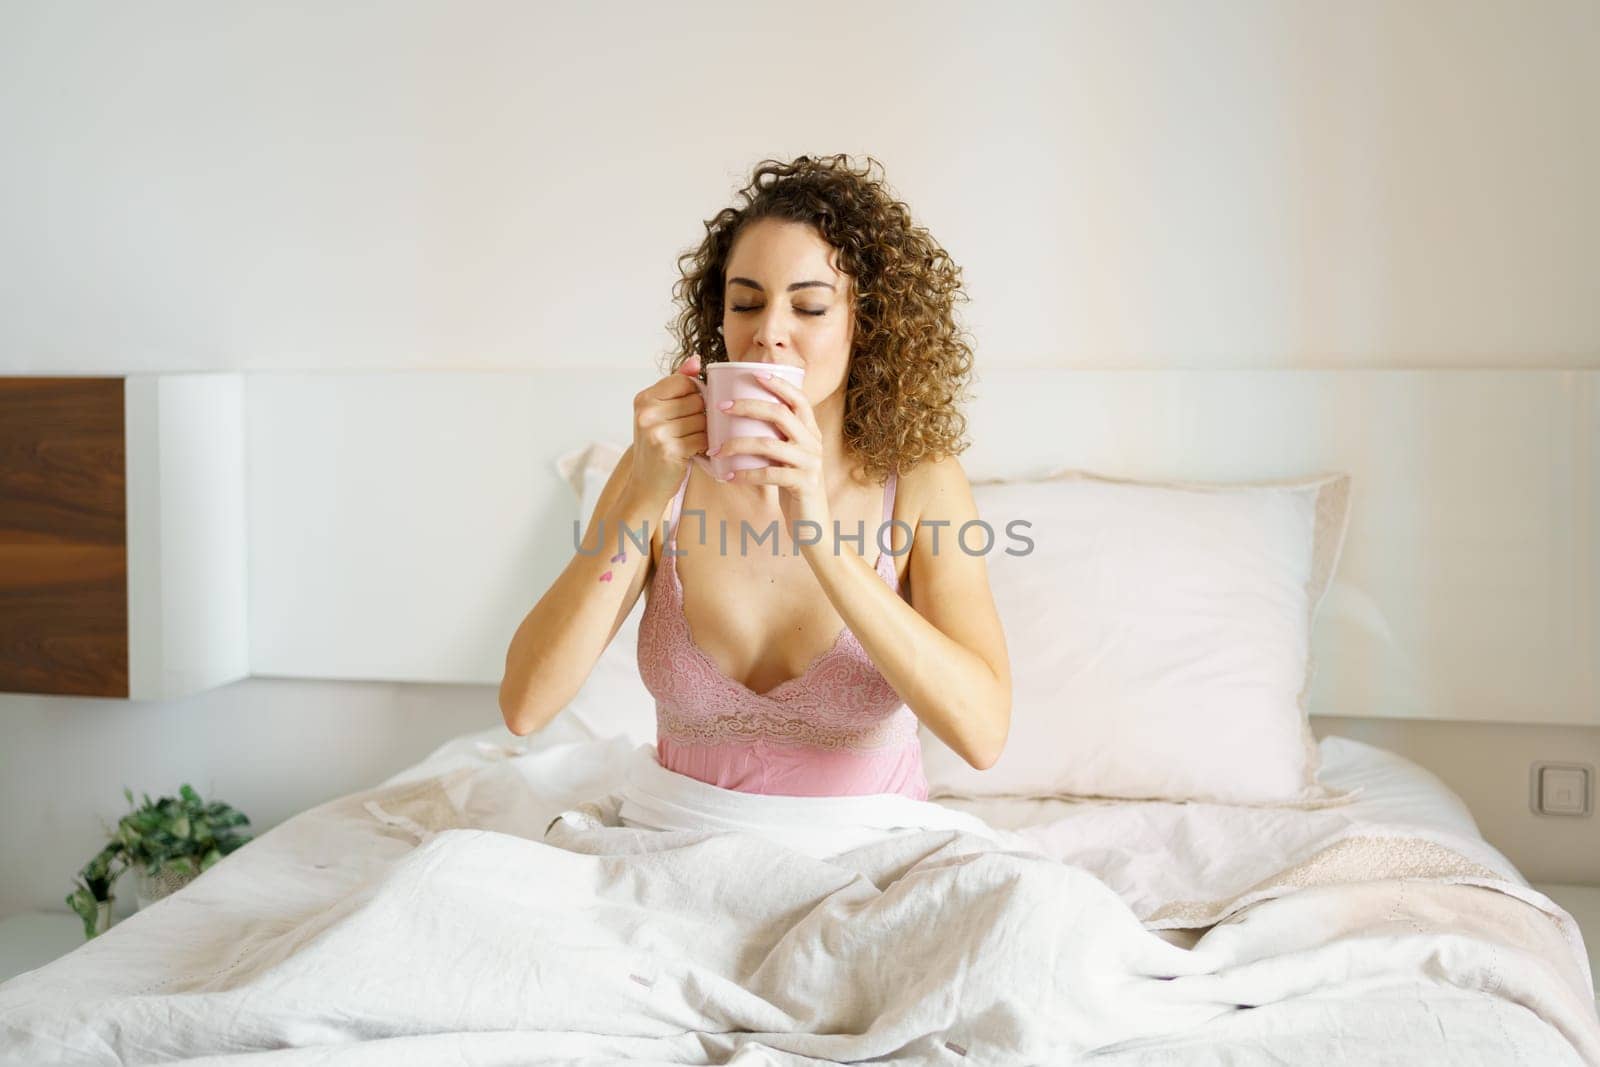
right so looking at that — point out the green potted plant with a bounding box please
[66,784,253,940]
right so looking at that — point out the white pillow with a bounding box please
[549,442,659,746]
[919,469,1358,808]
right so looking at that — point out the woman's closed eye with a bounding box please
[729,305,827,316]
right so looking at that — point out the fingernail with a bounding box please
[723,471,735,481]
[707,444,721,456]
[760,370,773,380]
[717,399,733,411]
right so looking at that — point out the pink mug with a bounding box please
[689,361,806,479]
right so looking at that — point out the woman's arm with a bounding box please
[802,455,1011,769]
[499,445,663,736]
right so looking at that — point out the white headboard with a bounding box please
[231,368,1598,727]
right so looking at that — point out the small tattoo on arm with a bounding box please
[598,549,627,582]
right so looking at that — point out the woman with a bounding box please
[501,154,1010,800]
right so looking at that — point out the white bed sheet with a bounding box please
[1,722,1595,1066]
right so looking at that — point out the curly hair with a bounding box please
[665,154,975,484]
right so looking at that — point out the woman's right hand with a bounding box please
[625,354,709,506]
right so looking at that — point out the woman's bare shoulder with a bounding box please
[889,456,980,596]
[898,453,977,530]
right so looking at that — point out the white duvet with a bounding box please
[2,729,1596,1066]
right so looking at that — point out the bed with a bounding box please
[7,426,1598,1064]
[1,713,1596,1066]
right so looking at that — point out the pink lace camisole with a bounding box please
[637,466,929,800]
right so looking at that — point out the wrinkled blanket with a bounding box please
[2,735,1596,1065]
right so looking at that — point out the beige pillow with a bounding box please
[918,468,1360,807]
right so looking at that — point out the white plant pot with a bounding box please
[94,897,114,937]
[133,866,197,911]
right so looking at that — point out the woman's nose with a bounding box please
[751,310,787,356]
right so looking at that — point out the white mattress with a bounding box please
[1,723,1595,1066]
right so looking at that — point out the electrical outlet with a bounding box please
[1530,761,1594,817]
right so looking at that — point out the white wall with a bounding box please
[2,0,1597,916]
[3,0,1596,374]
[0,679,503,924]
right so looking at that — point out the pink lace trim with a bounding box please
[638,468,919,754]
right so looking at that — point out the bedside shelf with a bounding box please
[0,375,248,700]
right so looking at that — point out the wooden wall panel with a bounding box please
[0,377,128,697]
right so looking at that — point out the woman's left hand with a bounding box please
[713,372,832,539]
